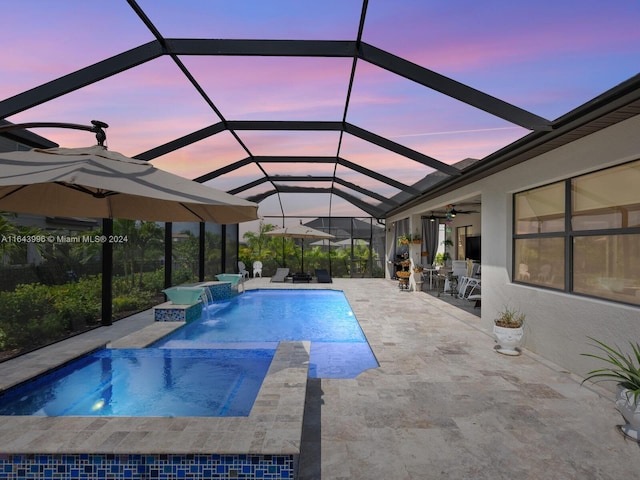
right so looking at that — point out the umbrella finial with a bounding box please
[91,120,109,147]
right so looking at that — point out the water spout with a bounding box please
[201,286,215,319]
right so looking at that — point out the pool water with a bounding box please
[154,289,379,378]
[0,289,377,418]
[0,348,273,417]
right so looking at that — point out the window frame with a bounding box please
[512,159,640,306]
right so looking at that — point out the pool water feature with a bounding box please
[154,289,379,378]
[0,348,274,417]
[162,286,205,305]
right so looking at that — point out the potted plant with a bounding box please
[411,231,422,244]
[493,306,525,356]
[581,338,640,441]
[441,238,454,266]
[398,234,411,246]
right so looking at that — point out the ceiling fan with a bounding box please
[447,204,480,217]
[423,203,480,221]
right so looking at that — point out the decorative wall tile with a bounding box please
[0,453,297,479]
[153,303,202,322]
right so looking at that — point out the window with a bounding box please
[514,237,565,289]
[515,182,565,234]
[513,159,640,306]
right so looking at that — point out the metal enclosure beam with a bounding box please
[0,42,163,118]
[358,43,553,131]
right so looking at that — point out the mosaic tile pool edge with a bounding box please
[154,282,236,322]
[154,302,202,322]
[0,453,296,479]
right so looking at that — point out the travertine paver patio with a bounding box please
[253,278,640,479]
[1,278,639,479]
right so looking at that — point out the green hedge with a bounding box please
[0,270,166,355]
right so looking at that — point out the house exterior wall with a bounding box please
[388,113,640,384]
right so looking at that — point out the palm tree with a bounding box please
[0,212,22,266]
[0,212,49,267]
[113,220,164,288]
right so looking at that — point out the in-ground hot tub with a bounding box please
[0,338,310,479]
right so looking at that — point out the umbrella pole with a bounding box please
[101,218,113,326]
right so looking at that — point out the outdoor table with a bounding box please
[424,268,438,289]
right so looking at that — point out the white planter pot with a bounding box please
[493,325,524,356]
[615,385,640,441]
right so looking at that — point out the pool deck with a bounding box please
[1,278,639,478]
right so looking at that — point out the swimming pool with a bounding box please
[154,289,379,378]
[0,348,274,417]
[0,289,376,419]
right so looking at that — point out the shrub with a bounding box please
[0,269,165,359]
[142,268,165,293]
[49,277,101,330]
[112,296,142,313]
[25,313,69,345]
[0,283,53,321]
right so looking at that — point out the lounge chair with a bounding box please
[270,267,290,283]
[292,272,312,283]
[315,268,332,283]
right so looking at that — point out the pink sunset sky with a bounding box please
[2,0,640,227]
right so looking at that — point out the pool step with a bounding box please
[109,322,185,349]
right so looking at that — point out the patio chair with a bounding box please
[238,261,249,279]
[453,276,481,308]
[457,277,481,300]
[270,267,290,283]
[518,263,530,281]
[538,264,554,284]
[315,268,332,283]
[253,260,263,278]
[451,260,467,280]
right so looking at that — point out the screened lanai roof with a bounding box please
[1,1,640,224]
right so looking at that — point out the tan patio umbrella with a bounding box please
[309,239,339,247]
[0,145,258,223]
[0,144,258,325]
[265,221,334,272]
[333,238,369,248]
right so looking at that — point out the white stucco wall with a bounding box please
[388,114,640,384]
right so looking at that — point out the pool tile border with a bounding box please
[0,453,295,479]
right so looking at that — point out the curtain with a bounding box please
[422,217,439,267]
[393,218,409,260]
